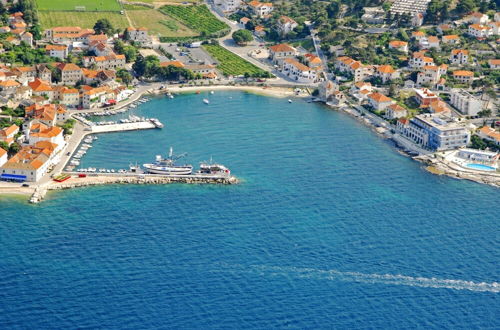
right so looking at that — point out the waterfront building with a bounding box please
[28,123,64,149]
[184,64,217,77]
[280,58,319,84]
[367,92,393,111]
[385,104,407,119]
[477,126,500,146]
[457,148,499,164]
[449,49,469,65]
[450,91,482,116]
[404,114,470,151]
[81,86,115,109]
[55,86,80,108]
[0,124,19,146]
[0,141,59,182]
[0,147,6,167]
[452,70,474,84]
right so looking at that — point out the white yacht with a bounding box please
[143,147,193,175]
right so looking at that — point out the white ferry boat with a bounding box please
[143,147,193,175]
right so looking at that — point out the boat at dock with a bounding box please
[198,159,231,177]
[143,147,193,175]
[150,118,164,128]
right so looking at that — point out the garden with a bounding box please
[203,44,270,77]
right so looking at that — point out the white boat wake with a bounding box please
[215,264,499,293]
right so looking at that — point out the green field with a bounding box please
[36,0,121,11]
[39,11,129,29]
[203,44,269,77]
[159,5,228,36]
[127,9,197,37]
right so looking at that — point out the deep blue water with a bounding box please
[0,91,499,329]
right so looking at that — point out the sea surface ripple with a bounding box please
[0,91,498,329]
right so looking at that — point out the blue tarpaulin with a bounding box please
[0,174,27,181]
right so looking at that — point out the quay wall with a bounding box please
[90,121,156,133]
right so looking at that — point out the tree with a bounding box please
[8,142,20,156]
[117,69,133,85]
[93,18,114,36]
[0,141,8,152]
[456,0,475,14]
[232,29,253,45]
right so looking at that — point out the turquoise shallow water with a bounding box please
[0,91,499,328]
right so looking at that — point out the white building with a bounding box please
[450,91,482,116]
[403,114,470,151]
[46,44,68,60]
[281,58,318,84]
[126,27,152,47]
[468,24,492,38]
[277,16,298,36]
[0,148,6,168]
[248,1,273,18]
[449,49,469,65]
[215,0,242,12]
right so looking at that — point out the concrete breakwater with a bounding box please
[28,175,239,203]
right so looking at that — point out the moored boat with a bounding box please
[143,147,193,175]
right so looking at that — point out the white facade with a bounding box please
[450,91,482,116]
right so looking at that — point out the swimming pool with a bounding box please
[466,163,497,171]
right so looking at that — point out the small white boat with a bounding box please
[210,91,215,95]
[203,98,210,104]
[288,99,292,103]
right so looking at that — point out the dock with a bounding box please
[89,121,156,133]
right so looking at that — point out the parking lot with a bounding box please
[157,43,217,65]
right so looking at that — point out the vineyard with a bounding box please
[203,44,269,77]
[159,5,229,37]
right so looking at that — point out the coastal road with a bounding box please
[38,121,89,186]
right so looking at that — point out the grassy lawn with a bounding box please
[36,0,121,11]
[39,11,129,29]
[203,44,269,76]
[127,9,197,37]
[159,5,228,36]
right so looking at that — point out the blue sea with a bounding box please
[0,91,498,329]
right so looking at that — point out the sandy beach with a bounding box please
[162,85,306,98]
